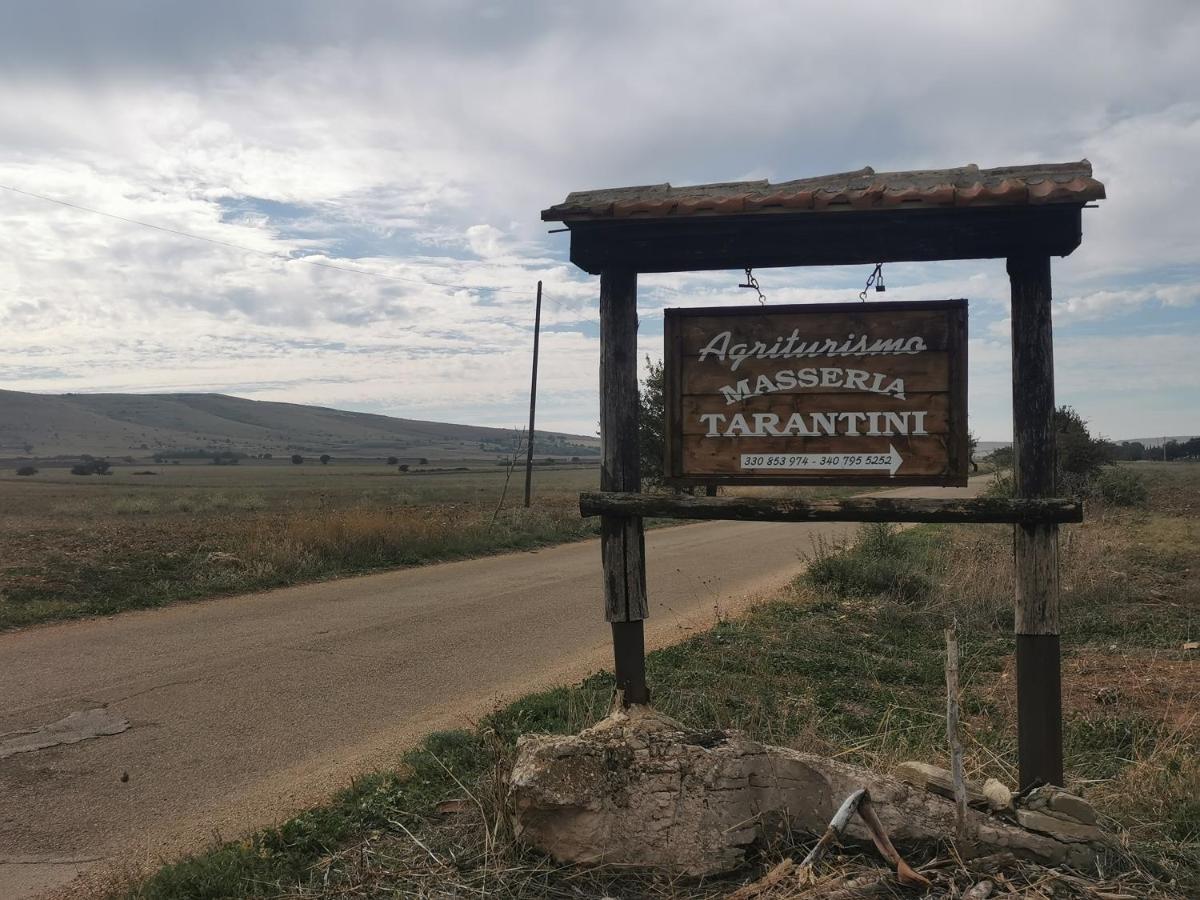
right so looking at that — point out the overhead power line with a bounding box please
[0,182,536,298]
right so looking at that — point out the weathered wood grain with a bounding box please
[566,205,1084,274]
[1009,254,1060,636]
[1008,253,1064,790]
[599,267,649,625]
[580,492,1083,524]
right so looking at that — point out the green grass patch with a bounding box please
[804,523,940,603]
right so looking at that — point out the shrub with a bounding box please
[986,446,1013,469]
[113,496,160,515]
[16,466,37,476]
[1096,466,1148,506]
[291,455,304,465]
[805,523,935,603]
[398,464,410,472]
[1056,406,1112,480]
[70,459,110,476]
[320,454,332,465]
[984,471,1013,497]
[386,456,399,466]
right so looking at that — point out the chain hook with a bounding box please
[859,263,885,302]
[739,267,766,305]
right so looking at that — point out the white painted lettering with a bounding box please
[699,413,725,436]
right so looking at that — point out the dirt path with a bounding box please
[0,481,984,898]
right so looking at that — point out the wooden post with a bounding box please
[599,267,650,704]
[523,280,542,507]
[945,621,968,847]
[1008,254,1063,789]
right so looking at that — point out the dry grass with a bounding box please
[0,461,869,630]
[63,462,1200,898]
[0,463,603,628]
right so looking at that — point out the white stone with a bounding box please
[982,777,1014,813]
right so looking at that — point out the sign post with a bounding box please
[544,160,1105,791]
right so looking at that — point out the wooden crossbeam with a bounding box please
[579,492,1083,525]
[567,205,1084,274]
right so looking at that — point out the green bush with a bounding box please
[16,466,37,476]
[71,459,111,476]
[983,471,1013,498]
[1095,466,1148,506]
[1056,405,1112,480]
[805,523,935,603]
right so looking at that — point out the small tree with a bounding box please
[418,457,428,466]
[386,456,399,466]
[1055,406,1111,480]
[16,466,37,476]
[966,430,979,473]
[398,463,410,472]
[291,454,304,465]
[987,446,1014,469]
[638,357,667,487]
[1112,441,1145,462]
[320,454,332,465]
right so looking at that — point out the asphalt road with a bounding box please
[0,481,982,899]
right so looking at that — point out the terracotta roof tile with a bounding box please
[542,161,1104,222]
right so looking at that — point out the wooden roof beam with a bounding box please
[565,205,1083,274]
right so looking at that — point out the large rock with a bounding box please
[1023,786,1099,826]
[508,706,1102,876]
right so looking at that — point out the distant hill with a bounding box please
[1117,435,1198,447]
[0,390,600,460]
[976,441,1011,457]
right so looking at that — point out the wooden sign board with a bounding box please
[664,300,968,487]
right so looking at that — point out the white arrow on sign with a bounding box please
[739,444,904,476]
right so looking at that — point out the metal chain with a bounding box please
[859,263,885,302]
[739,267,766,305]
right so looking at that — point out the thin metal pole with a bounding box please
[523,281,542,507]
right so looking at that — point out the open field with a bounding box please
[0,460,601,630]
[110,463,1199,899]
[0,460,857,630]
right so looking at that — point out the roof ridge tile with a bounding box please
[543,161,1103,221]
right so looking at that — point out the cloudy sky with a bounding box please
[2,1,1198,440]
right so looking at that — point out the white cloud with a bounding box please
[1056,283,1200,324]
[0,0,1198,440]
